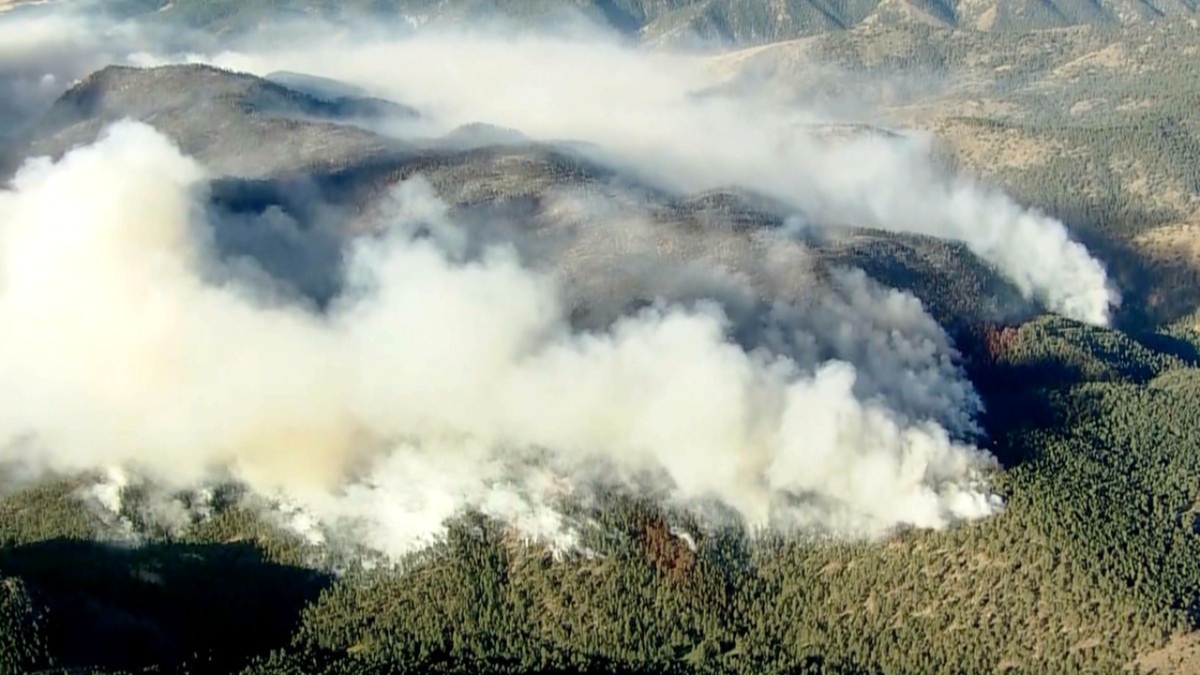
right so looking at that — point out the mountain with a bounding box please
[24,64,414,178]
[30,0,1192,44]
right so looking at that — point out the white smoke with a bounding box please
[0,122,999,557]
[76,466,216,541]
[526,187,984,436]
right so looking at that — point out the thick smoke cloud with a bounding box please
[0,122,999,555]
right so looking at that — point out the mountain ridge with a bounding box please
[45,0,1200,45]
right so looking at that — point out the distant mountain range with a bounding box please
[37,0,1198,45]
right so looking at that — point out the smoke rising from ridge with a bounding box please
[0,122,999,555]
[189,27,1119,324]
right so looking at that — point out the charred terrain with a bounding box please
[2,4,1200,675]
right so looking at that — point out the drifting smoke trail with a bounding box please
[193,28,1118,325]
[0,123,999,556]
